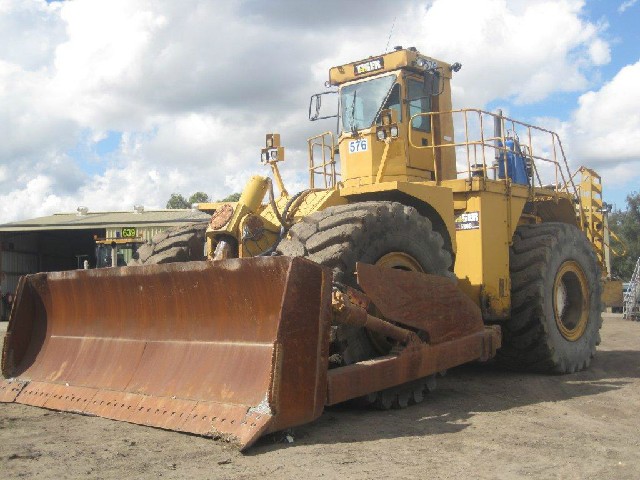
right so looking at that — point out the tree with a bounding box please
[219,192,241,202]
[166,193,190,209]
[188,192,210,204]
[610,191,640,280]
[166,192,211,209]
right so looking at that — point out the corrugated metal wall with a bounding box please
[1,250,38,295]
[1,233,39,296]
[0,218,207,310]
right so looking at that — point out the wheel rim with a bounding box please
[375,252,425,272]
[553,261,589,341]
[366,252,425,353]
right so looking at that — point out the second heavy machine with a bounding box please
[1,47,608,449]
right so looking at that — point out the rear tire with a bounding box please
[128,222,208,265]
[498,223,602,373]
[277,201,453,408]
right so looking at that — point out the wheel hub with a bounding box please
[553,261,589,341]
[375,252,425,272]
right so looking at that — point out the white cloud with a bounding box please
[570,60,640,164]
[618,0,638,13]
[0,175,74,222]
[589,38,611,65]
[0,0,64,71]
[0,0,624,223]
[398,0,610,106]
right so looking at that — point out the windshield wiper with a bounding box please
[348,90,358,133]
[371,82,396,127]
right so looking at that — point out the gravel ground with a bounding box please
[1,314,639,480]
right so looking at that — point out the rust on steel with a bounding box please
[327,264,500,406]
[332,290,420,345]
[326,326,501,405]
[209,203,234,229]
[356,262,485,343]
[1,258,502,450]
[0,256,332,450]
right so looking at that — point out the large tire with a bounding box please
[277,201,453,408]
[498,223,602,373]
[128,222,208,265]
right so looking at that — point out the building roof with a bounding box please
[0,209,211,232]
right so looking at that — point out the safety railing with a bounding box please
[409,109,580,200]
[308,131,339,189]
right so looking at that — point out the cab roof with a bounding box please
[328,47,452,86]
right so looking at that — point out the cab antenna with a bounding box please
[385,17,397,52]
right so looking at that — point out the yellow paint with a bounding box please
[602,279,623,308]
[375,138,392,183]
[337,64,456,188]
[203,47,605,325]
[329,49,452,87]
[205,175,271,256]
[578,167,607,275]
[340,181,457,252]
[553,261,589,341]
[443,177,527,319]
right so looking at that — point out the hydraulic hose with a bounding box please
[258,188,321,257]
[265,177,285,228]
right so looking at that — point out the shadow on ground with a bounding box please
[250,348,640,453]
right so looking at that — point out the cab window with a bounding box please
[407,79,431,132]
[340,74,396,132]
[380,83,402,122]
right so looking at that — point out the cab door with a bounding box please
[406,74,439,177]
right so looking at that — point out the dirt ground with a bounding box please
[1,313,639,480]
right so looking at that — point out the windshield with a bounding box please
[340,74,396,132]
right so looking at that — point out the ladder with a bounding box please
[623,257,640,320]
[578,167,607,274]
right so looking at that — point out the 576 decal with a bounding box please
[348,139,368,153]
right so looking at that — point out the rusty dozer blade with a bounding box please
[325,263,500,405]
[356,262,485,344]
[1,256,332,450]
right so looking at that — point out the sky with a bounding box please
[0,0,638,223]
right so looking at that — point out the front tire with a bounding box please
[277,201,453,407]
[499,223,602,373]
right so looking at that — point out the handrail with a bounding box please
[408,108,580,202]
[607,229,628,257]
[308,131,339,189]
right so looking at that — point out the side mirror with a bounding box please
[309,91,338,121]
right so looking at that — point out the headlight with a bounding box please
[390,126,399,138]
[376,129,386,141]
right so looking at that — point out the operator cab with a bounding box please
[339,69,437,135]
[310,47,460,188]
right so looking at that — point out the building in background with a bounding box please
[0,207,210,319]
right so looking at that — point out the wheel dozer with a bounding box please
[2,47,609,450]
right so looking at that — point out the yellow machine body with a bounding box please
[206,47,599,320]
